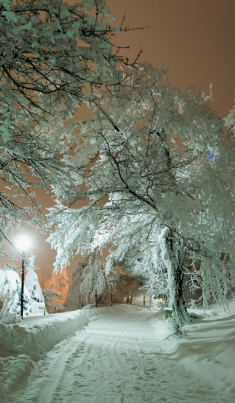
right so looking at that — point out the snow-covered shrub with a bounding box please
[0,267,42,322]
[25,255,44,303]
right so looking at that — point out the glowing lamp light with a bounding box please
[15,235,31,253]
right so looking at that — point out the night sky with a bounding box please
[108,0,235,115]
[21,1,235,272]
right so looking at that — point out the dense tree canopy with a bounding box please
[0,0,137,264]
[49,64,235,327]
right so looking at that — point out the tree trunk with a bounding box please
[95,292,98,307]
[165,230,191,328]
[156,130,191,328]
[110,292,113,306]
[168,261,191,328]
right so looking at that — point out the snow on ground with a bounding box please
[0,302,235,403]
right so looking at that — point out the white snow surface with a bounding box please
[1,302,235,403]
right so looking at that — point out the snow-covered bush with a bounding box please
[0,269,32,322]
[0,258,45,322]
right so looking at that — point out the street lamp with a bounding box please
[15,235,31,319]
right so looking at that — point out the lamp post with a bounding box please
[15,235,31,319]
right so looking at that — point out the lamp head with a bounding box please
[15,234,31,253]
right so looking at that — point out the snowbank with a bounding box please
[0,307,106,395]
[1,302,235,400]
[160,301,235,396]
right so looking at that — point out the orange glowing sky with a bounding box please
[14,1,235,271]
[107,0,235,115]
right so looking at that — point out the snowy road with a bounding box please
[4,306,230,403]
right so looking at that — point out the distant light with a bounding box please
[15,235,31,252]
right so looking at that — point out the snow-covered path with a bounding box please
[4,305,229,403]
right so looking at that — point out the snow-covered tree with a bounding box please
[25,255,44,303]
[44,269,70,309]
[65,269,83,310]
[49,64,235,327]
[42,288,63,313]
[0,255,45,321]
[0,0,135,130]
[0,269,32,322]
[80,254,118,306]
[65,258,90,309]
[118,243,168,300]
[111,267,142,305]
[0,0,139,265]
